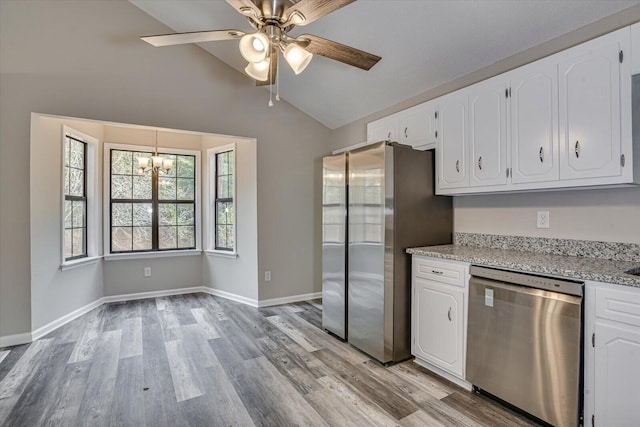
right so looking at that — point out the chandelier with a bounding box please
[138,131,173,175]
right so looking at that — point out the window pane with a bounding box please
[225,225,234,249]
[112,227,132,251]
[111,175,132,199]
[64,200,73,228]
[217,153,227,176]
[133,226,152,250]
[64,167,70,195]
[177,204,194,225]
[69,168,84,197]
[159,203,176,225]
[217,202,228,225]
[64,229,73,258]
[132,175,152,200]
[177,156,195,178]
[159,226,177,249]
[133,203,152,226]
[178,226,195,248]
[217,176,229,198]
[216,224,227,249]
[112,150,133,175]
[227,152,234,175]
[72,228,85,257]
[158,176,176,200]
[177,178,194,200]
[70,140,84,169]
[72,201,85,227]
[65,139,71,167]
[112,203,132,226]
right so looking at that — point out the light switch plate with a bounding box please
[537,211,550,229]
[144,267,151,277]
[264,271,271,282]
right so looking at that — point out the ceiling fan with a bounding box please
[140,0,381,87]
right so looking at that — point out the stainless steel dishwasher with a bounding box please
[466,266,583,427]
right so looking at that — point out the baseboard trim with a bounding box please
[31,297,104,342]
[0,332,33,348]
[258,292,322,307]
[1,287,321,348]
[103,286,207,304]
[202,288,259,307]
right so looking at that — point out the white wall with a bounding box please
[0,0,330,338]
[29,116,105,331]
[202,135,259,301]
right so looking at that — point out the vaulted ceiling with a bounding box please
[130,0,639,129]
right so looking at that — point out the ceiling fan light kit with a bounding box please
[140,0,381,105]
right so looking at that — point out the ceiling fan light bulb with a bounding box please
[284,44,313,75]
[239,32,269,63]
[245,58,271,81]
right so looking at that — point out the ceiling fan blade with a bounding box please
[256,51,278,86]
[300,34,381,70]
[141,29,244,47]
[226,0,263,22]
[285,0,355,26]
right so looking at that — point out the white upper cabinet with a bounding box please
[468,76,508,187]
[632,22,640,75]
[400,102,438,150]
[558,28,629,181]
[367,116,398,142]
[437,90,469,189]
[509,59,560,184]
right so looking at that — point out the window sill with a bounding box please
[205,250,238,259]
[104,249,202,261]
[60,256,102,271]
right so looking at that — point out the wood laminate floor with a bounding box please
[0,293,538,426]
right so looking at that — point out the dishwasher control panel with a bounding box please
[469,265,584,297]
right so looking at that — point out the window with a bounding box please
[108,146,197,253]
[214,149,235,251]
[63,135,87,259]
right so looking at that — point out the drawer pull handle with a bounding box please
[431,270,443,275]
[539,146,544,163]
[455,160,460,173]
[404,127,408,138]
[448,307,452,321]
[478,156,482,170]
[575,141,580,158]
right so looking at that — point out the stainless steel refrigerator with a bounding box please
[322,141,453,364]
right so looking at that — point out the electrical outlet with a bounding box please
[144,267,151,277]
[264,271,271,282]
[537,211,550,229]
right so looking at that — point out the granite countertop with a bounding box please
[407,244,640,288]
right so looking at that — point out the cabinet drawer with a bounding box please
[595,287,640,327]
[413,257,466,287]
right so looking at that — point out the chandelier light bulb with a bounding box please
[284,44,313,75]
[245,58,271,81]
[239,32,270,63]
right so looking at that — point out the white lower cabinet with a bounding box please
[585,282,640,427]
[411,256,469,386]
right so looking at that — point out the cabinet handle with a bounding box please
[404,127,408,138]
[447,307,452,321]
[575,141,580,158]
[387,132,392,141]
[478,156,482,170]
[455,160,460,173]
[539,146,544,163]
[431,269,443,275]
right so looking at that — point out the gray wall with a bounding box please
[330,6,640,245]
[0,0,330,337]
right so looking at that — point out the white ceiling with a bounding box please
[130,0,639,129]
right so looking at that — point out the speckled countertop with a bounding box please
[407,244,640,287]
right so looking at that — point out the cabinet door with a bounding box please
[594,322,640,427]
[400,103,437,149]
[437,91,468,189]
[559,31,625,180]
[413,278,464,376]
[367,116,399,142]
[468,77,508,187]
[510,60,559,184]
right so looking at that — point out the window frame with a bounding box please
[103,142,201,259]
[207,143,237,255]
[60,126,100,270]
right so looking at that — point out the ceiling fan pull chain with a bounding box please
[276,52,281,102]
[268,52,274,107]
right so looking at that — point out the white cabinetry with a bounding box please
[584,282,640,427]
[631,22,640,75]
[509,58,559,184]
[559,29,628,181]
[411,256,470,388]
[437,91,469,189]
[468,76,508,187]
[367,102,437,150]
